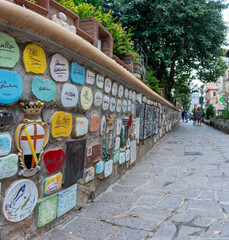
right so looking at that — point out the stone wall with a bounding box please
[0,2,179,240]
[204,119,229,134]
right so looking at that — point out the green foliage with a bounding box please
[206,104,215,119]
[55,1,138,58]
[144,66,160,94]
[99,0,228,96]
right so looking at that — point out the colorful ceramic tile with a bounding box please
[127,100,132,112]
[116,119,122,135]
[113,150,120,164]
[116,99,122,113]
[104,78,112,93]
[112,82,118,96]
[37,194,58,228]
[86,144,101,165]
[136,118,140,143]
[86,70,95,85]
[115,137,120,151]
[0,70,23,104]
[15,120,49,177]
[104,160,113,177]
[63,139,86,187]
[0,110,13,126]
[42,172,62,196]
[23,43,46,74]
[3,180,38,222]
[75,117,88,137]
[100,116,106,136]
[50,53,69,82]
[43,149,65,174]
[32,76,56,102]
[96,74,104,89]
[0,154,18,179]
[102,95,110,111]
[125,149,130,162]
[0,32,19,68]
[70,62,85,85]
[61,83,78,107]
[119,151,125,164]
[0,133,12,156]
[124,88,129,99]
[109,98,116,112]
[107,129,114,154]
[126,138,131,148]
[85,167,95,183]
[57,184,77,217]
[51,112,72,138]
[80,87,93,111]
[94,91,103,107]
[118,85,124,98]
[122,100,127,112]
[129,90,133,100]
[95,160,105,174]
[90,115,100,132]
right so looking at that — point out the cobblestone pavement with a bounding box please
[40,122,229,240]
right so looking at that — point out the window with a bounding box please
[213,92,216,96]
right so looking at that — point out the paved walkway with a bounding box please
[40,122,229,240]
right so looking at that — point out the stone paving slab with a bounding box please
[35,122,229,240]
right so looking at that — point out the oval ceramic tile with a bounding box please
[32,76,56,102]
[23,43,46,74]
[104,78,112,93]
[75,117,88,137]
[127,100,132,112]
[50,53,69,82]
[3,179,38,222]
[61,83,78,107]
[0,133,12,156]
[122,100,127,112]
[80,87,93,111]
[131,103,135,115]
[109,98,116,112]
[118,85,124,98]
[102,95,110,111]
[116,119,122,135]
[96,74,104,89]
[100,116,106,136]
[124,88,129,99]
[129,90,133,100]
[70,62,85,85]
[42,172,62,196]
[86,70,95,85]
[137,93,142,104]
[112,83,118,96]
[0,154,18,179]
[0,70,23,104]
[94,91,103,107]
[43,149,65,173]
[119,151,125,164]
[116,99,122,113]
[51,112,72,138]
[132,91,136,102]
[115,137,120,151]
[0,32,20,68]
[113,150,120,164]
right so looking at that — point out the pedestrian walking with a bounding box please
[193,108,196,125]
[196,107,202,126]
[184,109,188,122]
[181,110,184,122]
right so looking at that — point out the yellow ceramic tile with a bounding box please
[51,112,72,138]
[23,43,47,74]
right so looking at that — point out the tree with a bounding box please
[99,0,228,95]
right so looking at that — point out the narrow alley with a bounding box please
[38,122,229,240]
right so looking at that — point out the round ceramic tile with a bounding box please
[109,98,116,112]
[94,91,103,107]
[122,100,127,112]
[132,91,136,102]
[61,83,78,107]
[116,99,122,113]
[3,180,38,222]
[127,100,132,112]
[112,83,118,96]
[124,88,129,99]
[100,116,106,136]
[86,70,95,85]
[80,87,93,110]
[129,90,132,100]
